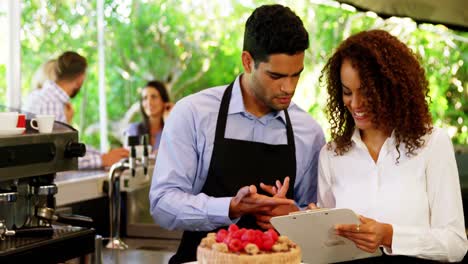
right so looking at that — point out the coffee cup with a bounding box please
[30,115,55,133]
[0,112,19,130]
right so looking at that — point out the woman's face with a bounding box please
[340,59,374,131]
[141,86,164,118]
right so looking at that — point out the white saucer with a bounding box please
[0,127,25,136]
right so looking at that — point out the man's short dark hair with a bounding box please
[243,4,309,66]
[56,51,87,81]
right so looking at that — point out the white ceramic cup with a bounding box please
[0,112,19,130]
[30,115,55,133]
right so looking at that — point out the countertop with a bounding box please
[55,165,154,206]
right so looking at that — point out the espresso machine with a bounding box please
[0,109,96,263]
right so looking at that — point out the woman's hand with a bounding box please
[307,203,319,209]
[64,102,74,124]
[335,215,393,253]
[163,102,174,122]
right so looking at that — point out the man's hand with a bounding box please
[229,185,294,219]
[101,147,129,167]
[255,204,299,229]
[255,177,299,229]
[335,215,393,253]
[259,176,290,198]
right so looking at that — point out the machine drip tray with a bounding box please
[0,225,95,263]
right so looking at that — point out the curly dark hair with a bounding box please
[320,29,432,160]
[243,4,309,67]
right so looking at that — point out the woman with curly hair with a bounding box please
[318,30,467,262]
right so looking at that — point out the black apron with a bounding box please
[169,82,297,263]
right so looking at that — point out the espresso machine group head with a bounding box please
[0,121,86,237]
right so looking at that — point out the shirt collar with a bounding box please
[351,128,396,155]
[351,128,366,150]
[229,75,287,124]
[43,80,70,103]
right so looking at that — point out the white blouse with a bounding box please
[318,127,467,262]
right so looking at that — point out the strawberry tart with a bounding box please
[197,224,301,264]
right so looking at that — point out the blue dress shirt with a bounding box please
[150,75,325,231]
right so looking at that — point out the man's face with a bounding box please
[244,52,304,114]
[70,73,86,98]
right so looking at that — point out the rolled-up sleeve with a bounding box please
[149,99,234,231]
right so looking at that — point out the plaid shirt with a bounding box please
[24,81,103,169]
[24,80,69,123]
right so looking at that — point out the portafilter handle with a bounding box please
[0,220,15,240]
[0,220,53,240]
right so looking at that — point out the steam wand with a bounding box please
[105,158,131,250]
[105,135,149,250]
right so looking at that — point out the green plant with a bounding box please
[18,0,467,148]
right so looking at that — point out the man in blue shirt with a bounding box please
[150,4,325,263]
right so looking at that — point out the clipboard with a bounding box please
[271,208,382,264]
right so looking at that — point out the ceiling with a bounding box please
[335,0,467,31]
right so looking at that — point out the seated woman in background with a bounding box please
[317,29,467,262]
[126,80,173,152]
[30,59,58,90]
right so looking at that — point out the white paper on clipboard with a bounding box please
[271,208,382,264]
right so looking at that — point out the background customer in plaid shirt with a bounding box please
[24,51,128,169]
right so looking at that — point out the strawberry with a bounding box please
[223,232,233,245]
[261,238,274,251]
[228,238,243,252]
[261,233,271,241]
[228,224,239,233]
[266,228,279,242]
[254,230,263,238]
[253,237,263,249]
[232,229,245,239]
[216,229,228,243]
[241,229,256,242]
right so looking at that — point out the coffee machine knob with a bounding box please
[64,142,86,158]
